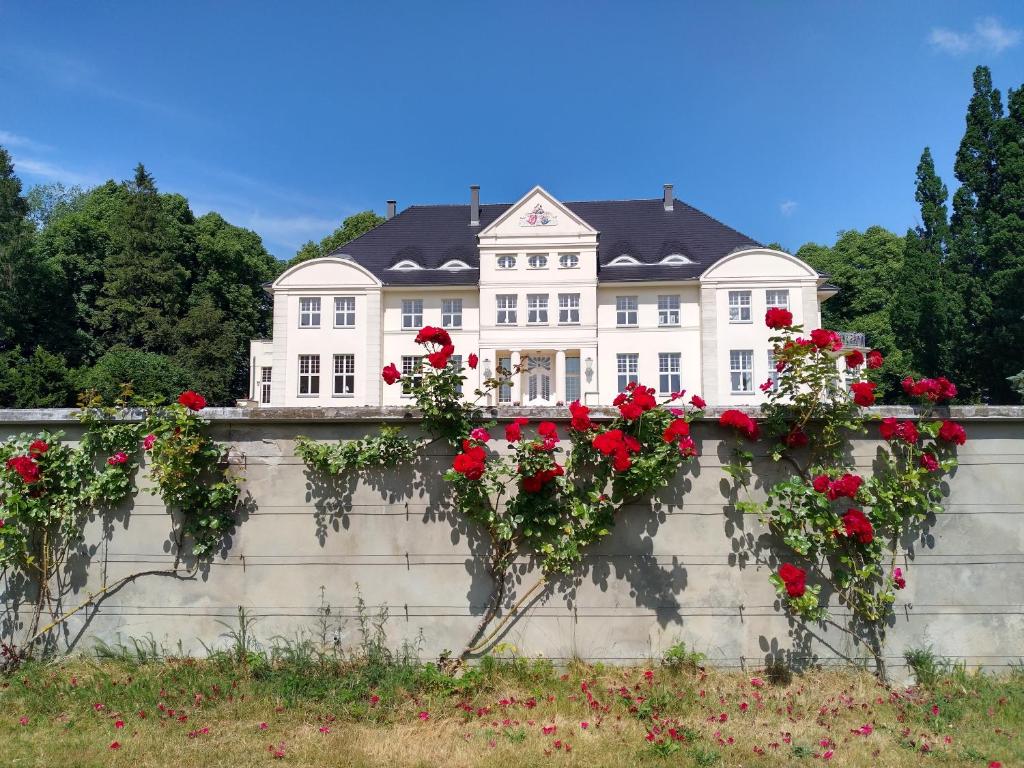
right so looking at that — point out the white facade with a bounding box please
[248,187,837,408]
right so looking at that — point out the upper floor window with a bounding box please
[496,294,517,325]
[298,354,320,395]
[617,353,639,392]
[766,289,790,310]
[299,297,321,328]
[616,295,638,327]
[527,294,549,324]
[527,253,548,269]
[401,299,423,329]
[259,367,272,404]
[559,252,579,269]
[442,298,463,329]
[657,294,680,326]
[497,254,516,269]
[333,354,355,396]
[400,355,422,395]
[658,353,681,395]
[730,349,754,393]
[728,290,752,323]
[558,293,580,325]
[334,296,355,328]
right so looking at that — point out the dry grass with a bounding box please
[0,657,1020,767]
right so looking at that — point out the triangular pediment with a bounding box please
[479,185,598,238]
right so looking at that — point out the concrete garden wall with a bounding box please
[1,406,1022,674]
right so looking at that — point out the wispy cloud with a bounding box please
[0,130,53,152]
[779,200,798,217]
[929,17,1021,56]
[10,156,104,187]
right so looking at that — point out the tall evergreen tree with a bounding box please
[893,148,953,376]
[0,146,38,350]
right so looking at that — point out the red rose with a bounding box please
[452,445,487,480]
[6,455,40,484]
[880,417,919,444]
[522,474,544,493]
[538,421,559,441]
[919,452,939,472]
[612,450,632,472]
[850,381,876,407]
[784,427,808,449]
[28,439,49,456]
[690,395,706,409]
[938,420,966,445]
[841,509,874,544]
[143,434,157,451]
[106,452,129,466]
[414,326,451,347]
[427,343,455,370]
[844,350,864,369]
[677,436,698,457]
[812,474,831,494]
[662,418,690,443]
[619,402,643,421]
[903,376,957,403]
[778,563,806,598]
[892,567,906,589]
[828,473,862,501]
[505,423,522,442]
[469,427,491,442]
[568,400,592,432]
[381,363,401,385]
[765,307,794,329]
[467,353,479,369]
[810,328,843,351]
[177,391,207,411]
[865,349,883,369]
[719,409,759,441]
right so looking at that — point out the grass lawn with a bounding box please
[0,651,1019,767]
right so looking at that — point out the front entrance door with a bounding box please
[525,355,553,405]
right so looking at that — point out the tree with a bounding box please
[0,146,41,352]
[25,182,84,229]
[287,210,383,267]
[0,346,76,407]
[797,227,909,398]
[892,148,953,377]
[78,346,191,404]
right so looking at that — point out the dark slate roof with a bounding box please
[326,197,761,285]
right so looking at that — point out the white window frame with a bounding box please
[565,357,581,403]
[497,254,516,269]
[400,355,423,396]
[616,295,638,327]
[527,294,549,325]
[616,353,639,392]
[333,354,355,397]
[496,294,517,325]
[497,355,512,403]
[558,252,579,269]
[441,298,463,329]
[558,293,580,325]
[298,354,320,396]
[449,354,463,395]
[658,353,681,395]
[657,294,680,326]
[527,253,548,269]
[730,349,754,394]
[766,289,790,310]
[334,296,355,328]
[401,299,423,329]
[768,350,781,390]
[259,367,272,404]
[728,291,752,323]
[299,297,321,328]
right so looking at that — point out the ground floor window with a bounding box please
[260,367,272,403]
[498,355,512,403]
[617,353,639,392]
[658,352,681,395]
[333,354,355,396]
[730,349,753,393]
[401,355,423,395]
[298,355,320,395]
[565,356,581,403]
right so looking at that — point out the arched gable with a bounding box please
[700,248,819,281]
[273,256,382,289]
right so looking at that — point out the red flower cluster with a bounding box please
[938,420,967,445]
[850,381,876,407]
[765,307,793,329]
[866,349,884,369]
[28,439,49,456]
[784,427,808,449]
[809,328,843,351]
[6,455,40,484]
[902,376,957,402]
[414,326,451,346]
[568,401,592,432]
[467,353,479,370]
[106,452,129,466]
[892,567,906,590]
[879,418,919,444]
[919,452,939,472]
[592,429,642,472]
[427,344,455,369]
[452,442,486,480]
[778,563,806,598]
[505,417,530,442]
[381,363,401,385]
[662,418,697,457]
[841,509,874,544]
[613,383,657,421]
[812,472,862,501]
[177,391,207,411]
[719,409,759,441]
[522,463,564,493]
[690,394,706,409]
[844,350,864,369]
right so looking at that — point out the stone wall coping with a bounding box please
[2,404,1023,425]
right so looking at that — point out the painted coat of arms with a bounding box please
[519,202,557,227]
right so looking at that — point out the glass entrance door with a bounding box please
[525,355,552,405]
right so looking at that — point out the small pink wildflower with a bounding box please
[418,711,430,721]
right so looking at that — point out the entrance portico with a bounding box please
[480,347,596,406]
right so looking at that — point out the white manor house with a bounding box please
[248,185,848,408]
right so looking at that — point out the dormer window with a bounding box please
[390,260,422,270]
[439,259,472,271]
[608,255,640,266]
[497,254,516,269]
[558,253,579,268]
[659,254,693,265]
[527,253,548,269]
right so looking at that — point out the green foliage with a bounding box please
[660,640,705,672]
[287,210,384,267]
[904,646,950,689]
[0,346,76,408]
[77,346,191,404]
[295,427,417,474]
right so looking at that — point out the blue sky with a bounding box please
[2,2,1023,259]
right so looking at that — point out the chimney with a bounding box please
[663,183,674,211]
[470,185,480,226]
[386,200,396,220]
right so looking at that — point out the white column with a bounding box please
[510,351,521,405]
[554,349,566,404]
